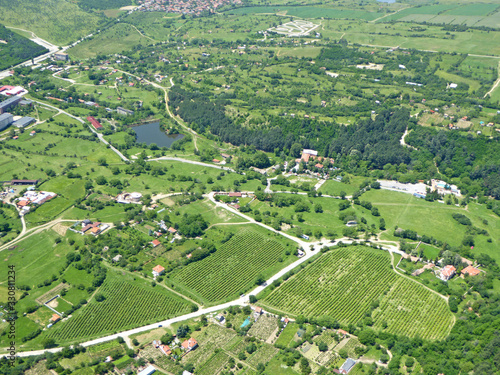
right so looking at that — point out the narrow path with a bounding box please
[127,24,157,42]
[148,156,236,172]
[399,127,417,150]
[389,251,448,301]
[0,218,77,252]
[29,99,129,162]
[370,6,412,23]
[484,61,500,98]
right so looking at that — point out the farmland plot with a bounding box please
[172,229,289,303]
[247,315,279,341]
[48,279,192,341]
[261,246,453,340]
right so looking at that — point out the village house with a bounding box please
[440,265,456,281]
[253,306,263,318]
[215,313,225,323]
[152,265,165,278]
[461,265,481,277]
[181,337,198,352]
[151,239,161,247]
[160,345,172,356]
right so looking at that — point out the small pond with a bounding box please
[132,121,184,148]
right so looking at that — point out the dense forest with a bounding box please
[407,127,500,198]
[0,24,48,70]
[327,109,412,168]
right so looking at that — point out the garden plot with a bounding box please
[268,20,319,37]
[247,315,279,341]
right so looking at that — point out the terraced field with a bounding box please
[260,246,454,340]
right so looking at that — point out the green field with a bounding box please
[47,272,193,342]
[225,6,383,20]
[0,0,102,45]
[363,189,500,263]
[260,246,454,340]
[68,22,151,59]
[171,228,295,304]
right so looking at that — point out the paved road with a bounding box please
[8,188,413,358]
[0,218,77,252]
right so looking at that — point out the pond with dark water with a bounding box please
[132,121,184,148]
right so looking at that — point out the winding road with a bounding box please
[3,185,442,358]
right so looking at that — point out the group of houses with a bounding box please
[137,0,242,16]
[438,264,482,281]
[69,219,109,236]
[15,190,57,215]
[153,336,198,360]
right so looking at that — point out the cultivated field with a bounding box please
[172,228,294,304]
[47,275,192,342]
[260,246,453,340]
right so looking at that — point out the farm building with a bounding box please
[440,265,456,281]
[13,116,36,128]
[253,306,263,316]
[301,149,318,162]
[117,106,134,116]
[10,179,38,185]
[151,239,161,247]
[337,329,349,338]
[112,254,122,263]
[86,116,103,130]
[339,358,356,374]
[138,365,156,375]
[152,265,165,277]
[50,314,61,323]
[0,95,21,114]
[461,266,481,277]
[54,52,69,61]
[0,113,14,131]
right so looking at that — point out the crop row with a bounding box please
[372,278,453,340]
[263,246,453,339]
[172,230,285,302]
[49,280,191,340]
[264,247,395,323]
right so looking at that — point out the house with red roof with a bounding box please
[151,239,161,247]
[152,265,165,277]
[181,337,198,352]
[461,266,481,277]
[160,345,172,356]
[86,116,103,130]
[50,314,61,323]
